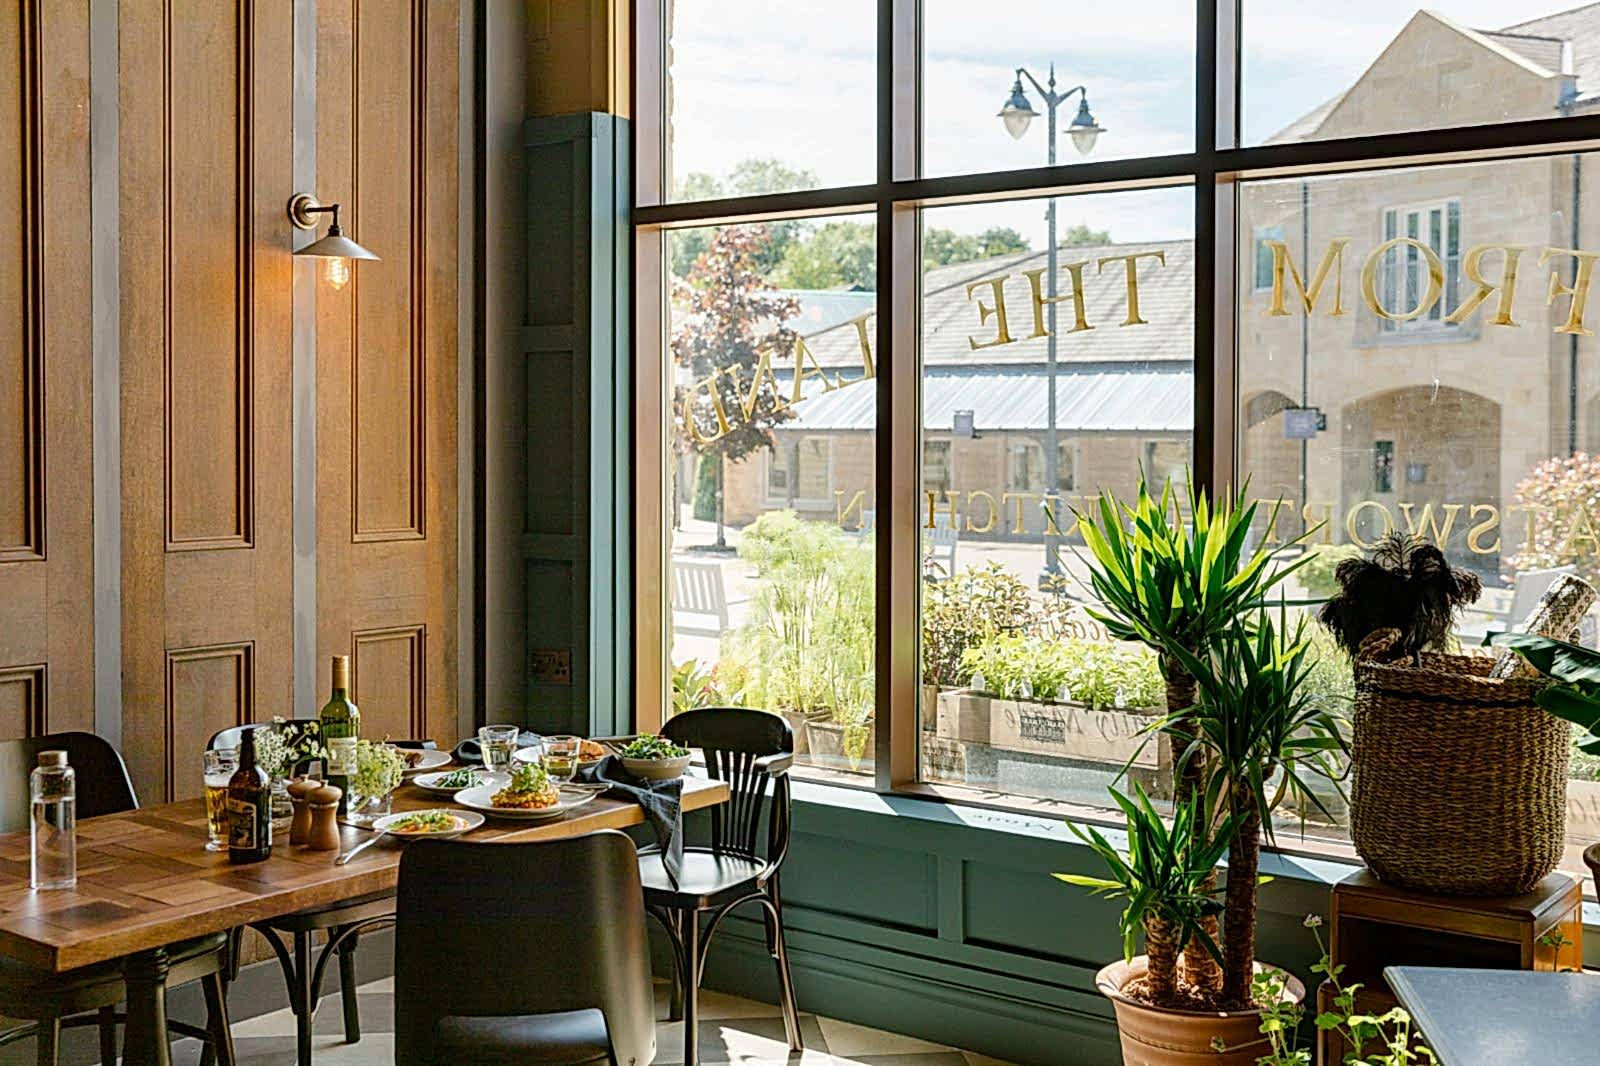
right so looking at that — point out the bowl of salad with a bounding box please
[619,734,693,780]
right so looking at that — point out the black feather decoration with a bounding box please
[1317,533,1483,665]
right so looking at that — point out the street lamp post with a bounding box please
[999,65,1103,586]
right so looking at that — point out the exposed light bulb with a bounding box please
[323,256,351,290]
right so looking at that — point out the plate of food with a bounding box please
[413,767,505,795]
[389,746,450,776]
[619,734,693,780]
[511,738,611,768]
[453,763,603,821]
[371,808,483,840]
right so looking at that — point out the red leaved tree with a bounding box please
[671,225,801,548]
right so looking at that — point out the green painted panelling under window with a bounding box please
[680,782,1346,1066]
[520,112,631,738]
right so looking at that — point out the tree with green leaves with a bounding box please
[671,225,800,548]
[773,220,876,290]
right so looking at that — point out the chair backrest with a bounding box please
[0,732,138,833]
[671,558,729,636]
[394,831,654,1066]
[661,707,792,861]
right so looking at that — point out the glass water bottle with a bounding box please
[30,750,76,890]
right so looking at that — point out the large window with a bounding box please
[636,2,1600,872]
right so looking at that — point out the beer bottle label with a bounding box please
[327,736,356,776]
[227,797,258,850]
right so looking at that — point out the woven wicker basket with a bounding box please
[1350,629,1566,896]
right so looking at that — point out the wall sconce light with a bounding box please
[287,193,378,290]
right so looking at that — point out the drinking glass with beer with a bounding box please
[203,748,238,852]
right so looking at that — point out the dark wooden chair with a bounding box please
[394,831,656,1065]
[643,707,800,1066]
[205,721,403,1066]
[0,731,235,1066]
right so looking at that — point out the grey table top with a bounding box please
[1385,966,1600,1066]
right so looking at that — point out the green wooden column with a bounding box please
[521,112,631,738]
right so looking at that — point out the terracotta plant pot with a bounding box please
[1095,956,1304,1066]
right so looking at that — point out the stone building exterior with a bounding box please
[703,6,1600,584]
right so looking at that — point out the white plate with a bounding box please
[391,747,450,776]
[412,769,506,796]
[371,807,484,840]
[452,784,603,821]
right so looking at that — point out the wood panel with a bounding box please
[164,643,253,800]
[120,0,293,801]
[0,1,93,733]
[317,0,459,747]
[351,624,425,741]
[0,2,42,562]
[0,664,46,740]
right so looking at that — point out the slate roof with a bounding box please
[799,238,1194,369]
[1268,4,1600,142]
[774,363,1194,434]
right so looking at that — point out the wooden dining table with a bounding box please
[0,774,729,1066]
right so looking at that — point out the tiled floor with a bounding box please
[166,977,1015,1065]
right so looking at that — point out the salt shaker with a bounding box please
[287,777,322,846]
[306,784,344,851]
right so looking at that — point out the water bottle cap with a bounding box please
[37,750,67,768]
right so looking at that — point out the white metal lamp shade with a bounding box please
[998,79,1036,140]
[294,230,378,261]
[1068,97,1104,155]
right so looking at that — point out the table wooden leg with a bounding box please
[122,946,172,1066]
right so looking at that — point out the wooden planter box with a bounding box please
[931,688,1173,794]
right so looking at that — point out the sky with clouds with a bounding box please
[667,0,1579,248]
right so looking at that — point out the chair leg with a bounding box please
[681,909,702,1066]
[336,927,361,1044]
[293,930,315,1066]
[765,890,803,1052]
[98,1005,118,1065]
[201,971,236,1066]
[667,909,685,1022]
[34,1017,59,1066]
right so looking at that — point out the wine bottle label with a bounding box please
[227,797,259,850]
[327,736,356,776]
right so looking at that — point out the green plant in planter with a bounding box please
[959,635,1165,711]
[1074,474,1312,990]
[1162,608,1347,1007]
[921,562,1033,687]
[1248,917,1434,1065]
[1056,785,1240,1004]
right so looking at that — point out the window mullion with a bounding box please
[875,0,919,791]
[1196,0,1241,499]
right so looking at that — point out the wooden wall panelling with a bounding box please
[0,664,47,741]
[0,1,93,737]
[316,0,459,746]
[119,0,294,802]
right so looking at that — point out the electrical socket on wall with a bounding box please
[530,648,572,685]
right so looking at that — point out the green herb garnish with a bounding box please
[620,734,690,760]
[435,767,482,789]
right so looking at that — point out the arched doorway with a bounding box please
[1240,389,1301,539]
[1339,386,1500,574]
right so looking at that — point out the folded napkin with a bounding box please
[450,730,543,767]
[580,756,684,886]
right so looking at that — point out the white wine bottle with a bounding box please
[319,655,361,814]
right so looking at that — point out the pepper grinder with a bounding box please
[287,776,322,846]
[306,783,344,851]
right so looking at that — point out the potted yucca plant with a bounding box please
[1064,609,1345,1065]
[1072,476,1312,992]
